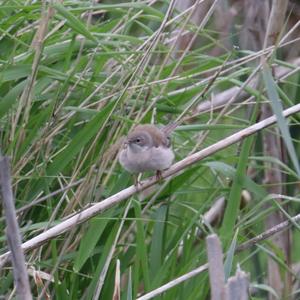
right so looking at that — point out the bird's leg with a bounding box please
[156,170,163,183]
[134,173,143,187]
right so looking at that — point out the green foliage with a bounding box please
[0,1,300,300]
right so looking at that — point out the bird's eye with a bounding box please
[136,138,141,143]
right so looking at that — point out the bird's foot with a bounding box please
[156,170,163,183]
[134,173,143,188]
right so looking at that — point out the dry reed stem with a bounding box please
[262,1,290,298]
[206,234,226,300]
[0,156,32,299]
[226,268,249,300]
[195,57,300,114]
[137,263,209,300]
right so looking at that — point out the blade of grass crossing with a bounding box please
[85,222,119,300]
[149,205,167,281]
[133,199,151,292]
[0,81,26,120]
[224,229,239,281]
[127,267,133,300]
[262,63,300,177]
[74,211,113,272]
[204,161,267,200]
[52,3,98,43]
[219,108,258,245]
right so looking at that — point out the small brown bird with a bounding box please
[119,124,175,183]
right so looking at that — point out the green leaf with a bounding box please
[53,3,98,43]
[149,205,167,280]
[224,229,239,281]
[0,65,31,82]
[74,212,112,272]
[85,223,119,300]
[0,81,26,119]
[219,101,260,244]
[204,161,267,199]
[133,200,151,292]
[262,63,300,177]
[251,283,279,299]
[219,133,254,244]
[127,267,133,300]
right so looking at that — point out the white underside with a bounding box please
[119,146,174,173]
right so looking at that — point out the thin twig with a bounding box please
[136,263,209,300]
[237,213,300,252]
[11,3,52,149]
[16,179,84,215]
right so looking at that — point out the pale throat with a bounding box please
[128,143,149,153]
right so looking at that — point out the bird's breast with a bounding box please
[148,146,174,170]
[119,147,150,173]
[119,146,174,173]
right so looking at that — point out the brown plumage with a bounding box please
[128,124,171,148]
